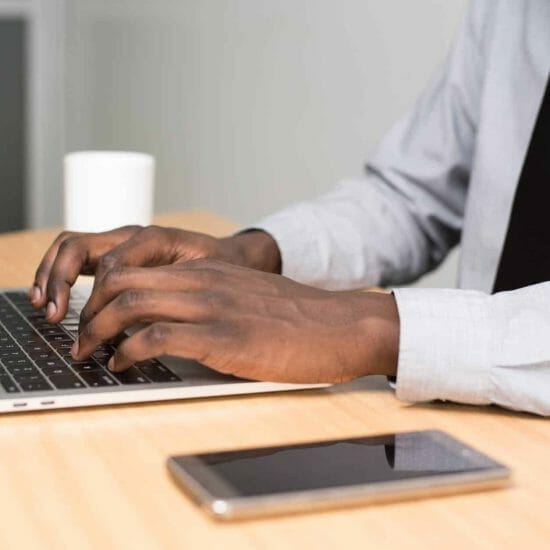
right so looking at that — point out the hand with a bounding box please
[29,225,281,323]
[71,259,399,384]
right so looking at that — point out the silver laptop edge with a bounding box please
[0,285,329,413]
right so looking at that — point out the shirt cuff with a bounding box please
[392,287,493,406]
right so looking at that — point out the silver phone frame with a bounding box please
[167,430,512,521]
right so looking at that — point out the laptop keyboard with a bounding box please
[0,291,181,394]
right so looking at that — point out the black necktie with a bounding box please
[493,74,550,293]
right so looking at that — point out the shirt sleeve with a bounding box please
[393,284,550,416]
[250,0,493,290]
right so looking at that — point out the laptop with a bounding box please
[0,287,328,413]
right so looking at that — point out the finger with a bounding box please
[80,261,230,327]
[92,226,183,285]
[31,231,79,308]
[80,266,203,326]
[107,322,216,372]
[41,226,141,322]
[74,289,221,360]
[43,234,106,323]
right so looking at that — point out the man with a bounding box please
[30,0,550,415]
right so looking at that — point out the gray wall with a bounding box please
[63,0,468,287]
[0,18,25,232]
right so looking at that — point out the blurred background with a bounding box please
[0,0,467,286]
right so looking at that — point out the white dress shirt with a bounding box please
[251,0,550,416]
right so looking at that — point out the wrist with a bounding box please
[223,230,282,273]
[354,291,399,378]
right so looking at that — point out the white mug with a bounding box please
[64,151,155,233]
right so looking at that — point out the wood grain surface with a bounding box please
[0,211,547,549]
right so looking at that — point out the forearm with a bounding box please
[242,0,492,291]
[393,283,550,416]
[353,291,399,378]
[247,178,445,290]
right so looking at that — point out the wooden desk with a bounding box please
[0,211,548,549]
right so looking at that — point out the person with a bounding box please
[30,0,550,415]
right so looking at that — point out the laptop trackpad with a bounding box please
[160,356,247,385]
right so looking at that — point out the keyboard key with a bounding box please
[92,351,112,366]
[0,374,19,393]
[16,375,52,392]
[70,361,102,373]
[40,364,71,377]
[91,344,113,352]
[49,373,85,389]
[18,300,36,308]
[27,314,46,323]
[25,343,52,354]
[79,371,118,387]
[52,343,73,353]
[35,358,64,369]
[60,326,79,338]
[12,331,37,341]
[34,351,58,361]
[92,348,112,358]
[113,367,150,385]
[38,328,66,337]
[0,340,18,348]
[44,334,72,343]
[0,343,19,353]
[0,349,24,359]
[0,293,174,393]
[28,320,49,329]
[136,359,161,367]
[17,337,44,346]
[7,364,39,377]
[10,324,33,334]
[3,357,33,367]
[5,291,27,301]
[137,362,181,383]
[1,314,18,323]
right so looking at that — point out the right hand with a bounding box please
[29,225,281,324]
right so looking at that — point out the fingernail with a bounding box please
[46,301,57,320]
[71,340,79,358]
[107,357,116,372]
[30,286,42,304]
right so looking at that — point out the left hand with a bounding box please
[71,259,399,384]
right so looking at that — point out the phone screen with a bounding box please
[173,431,504,497]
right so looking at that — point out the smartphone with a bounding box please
[167,430,511,520]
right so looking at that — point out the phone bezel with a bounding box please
[166,430,512,520]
